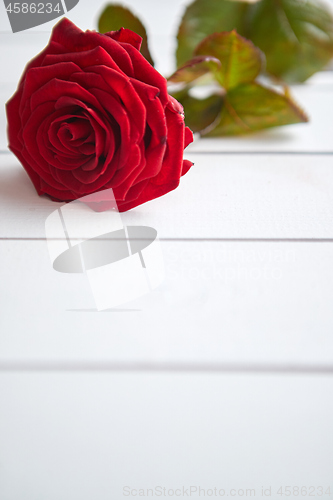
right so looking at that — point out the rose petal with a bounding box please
[184,126,194,149]
[106,28,142,51]
[120,43,169,107]
[151,105,186,186]
[6,91,23,152]
[111,142,144,192]
[181,159,194,176]
[167,95,185,115]
[42,46,123,74]
[19,62,81,117]
[90,87,131,167]
[30,79,103,113]
[48,114,90,156]
[116,177,179,212]
[55,97,110,159]
[22,101,58,175]
[86,65,146,142]
[50,18,134,76]
[130,79,168,182]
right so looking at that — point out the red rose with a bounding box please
[6,18,193,211]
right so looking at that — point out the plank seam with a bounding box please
[0,362,333,374]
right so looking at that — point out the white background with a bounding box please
[1,0,333,499]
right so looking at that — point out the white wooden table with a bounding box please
[1,1,333,499]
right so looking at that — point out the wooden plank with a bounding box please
[1,153,332,239]
[1,239,333,365]
[2,82,333,152]
[0,372,332,499]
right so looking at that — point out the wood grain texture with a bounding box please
[1,4,333,498]
[0,373,332,499]
[1,239,333,365]
[0,153,332,239]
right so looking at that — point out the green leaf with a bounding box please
[248,0,333,82]
[98,4,154,66]
[176,0,333,83]
[203,82,308,136]
[176,0,253,67]
[171,89,223,133]
[195,30,263,90]
[168,55,221,84]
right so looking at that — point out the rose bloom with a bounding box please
[6,18,193,211]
